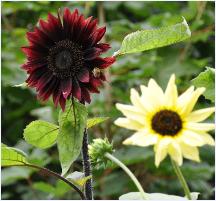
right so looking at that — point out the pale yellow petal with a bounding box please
[186,107,215,122]
[154,137,171,167]
[180,87,206,116]
[168,141,183,166]
[178,130,205,146]
[123,132,158,147]
[114,118,144,130]
[177,86,194,111]
[148,79,165,103]
[130,88,148,113]
[195,132,215,146]
[164,74,178,107]
[186,122,215,132]
[116,103,145,124]
[179,142,200,162]
[140,85,162,110]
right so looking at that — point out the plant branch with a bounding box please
[171,159,191,200]
[9,164,86,200]
[105,153,147,200]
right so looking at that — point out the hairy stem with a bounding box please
[82,129,93,200]
[171,159,191,200]
[105,153,147,200]
[10,164,85,199]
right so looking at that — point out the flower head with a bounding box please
[89,138,114,169]
[115,74,215,167]
[21,8,115,110]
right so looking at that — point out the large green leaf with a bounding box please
[87,117,109,129]
[119,192,199,200]
[1,145,28,166]
[191,67,215,102]
[23,120,59,149]
[57,100,88,176]
[115,17,191,56]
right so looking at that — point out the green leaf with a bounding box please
[87,117,109,129]
[191,67,215,102]
[33,182,55,194]
[57,100,88,176]
[23,120,59,149]
[66,171,91,187]
[1,166,33,186]
[1,145,28,167]
[115,17,191,56]
[119,192,199,200]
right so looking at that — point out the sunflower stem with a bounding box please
[82,129,93,200]
[171,159,192,200]
[105,153,147,200]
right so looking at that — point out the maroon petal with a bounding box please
[88,27,106,47]
[87,84,100,93]
[38,78,57,101]
[77,68,89,83]
[72,78,81,101]
[73,14,85,42]
[36,71,53,91]
[34,27,54,46]
[47,13,62,29]
[90,76,103,88]
[21,46,46,58]
[22,61,46,72]
[82,19,98,44]
[61,78,72,99]
[95,43,111,53]
[79,16,93,39]
[89,57,116,69]
[63,8,71,37]
[69,9,79,38]
[26,31,50,49]
[39,19,61,42]
[81,87,91,103]
[84,48,102,60]
[53,88,61,107]
[26,68,46,87]
[59,95,66,111]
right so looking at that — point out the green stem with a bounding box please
[171,159,191,200]
[105,153,147,200]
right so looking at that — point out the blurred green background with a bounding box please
[1,1,215,200]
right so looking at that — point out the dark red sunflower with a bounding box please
[21,8,115,110]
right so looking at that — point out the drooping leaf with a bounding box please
[87,117,109,129]
[57,100,88,176]
[115,17,191,56]
[23,120,59,149]
[1,145,28,167]
[119,192,199,200]
[66,171,92,187]
[191,67,215,102]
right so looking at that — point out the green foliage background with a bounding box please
[1,1,215,200]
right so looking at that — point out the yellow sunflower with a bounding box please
[115,74,215,167]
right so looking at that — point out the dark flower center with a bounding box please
[48,40,84,78]
[151,110,182,136]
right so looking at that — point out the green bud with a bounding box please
[88,138,114,169]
